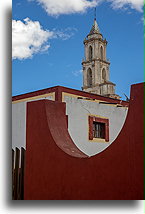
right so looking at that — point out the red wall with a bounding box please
[24,83,144,200]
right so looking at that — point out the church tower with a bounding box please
[82,16,120,99]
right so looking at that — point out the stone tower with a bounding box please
[82,18,120,99]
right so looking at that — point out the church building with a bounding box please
[12,17,144,200]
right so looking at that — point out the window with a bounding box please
[93,122,105,139]
[102,68,106,82]
[89,46,93,60]
[87,68,92,87]
[89,116,109,142]
[100,46,103,60]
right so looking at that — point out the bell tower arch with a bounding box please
[100,46,104,60]
[87,68,92,87]
[89,46,93,60]
[102,68,106,83]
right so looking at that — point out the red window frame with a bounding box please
[89,116,109,142]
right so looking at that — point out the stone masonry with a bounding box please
[82,18,120,100]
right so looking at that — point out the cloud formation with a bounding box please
[34,0,98,16]
[72,69,83,77]
[32,0,143,16]
[12,18,76,60]
[12,18,52,59]
[108,0,143,12]
[52,27,78,40]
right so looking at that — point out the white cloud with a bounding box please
[34,0,98,16]
[52,27,78,40]
[12,18,53,59]
[31,0,143,15]
[72,69,83,77]
[107,0,144,12]
[12,18,76,60]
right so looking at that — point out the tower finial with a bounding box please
[94,7,96,20]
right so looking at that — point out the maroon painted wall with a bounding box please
[24,83,144,200]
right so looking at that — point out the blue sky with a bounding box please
[12,0,144,99]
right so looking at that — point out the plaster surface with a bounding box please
[12,94,54,149]
[64,94,128,156]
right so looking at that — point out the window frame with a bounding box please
[89,116,109,142]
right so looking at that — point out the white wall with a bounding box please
[12,92,128,157]
[64,94,128,157]
[12,102,26,149]
[12,94,55,149]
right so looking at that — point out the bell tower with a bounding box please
[82,15,120,99]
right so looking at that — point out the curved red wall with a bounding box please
[24,83,144,200]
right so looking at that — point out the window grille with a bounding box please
[93,122,105,139]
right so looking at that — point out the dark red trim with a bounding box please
[12,86,58,102]
[12,85,129,107]
[55,87,62,102]
[66,115,68,129]
[89,116,93,140]
[89,116,109,142]
[105,121,109,142]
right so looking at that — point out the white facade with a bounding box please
[12,93,55,149]
[12,102,26,149]
[12,90,128,157]
[63,93,128,157]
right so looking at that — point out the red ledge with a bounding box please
[12,85,129,107]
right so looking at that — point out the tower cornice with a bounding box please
[84,37,107,45]
[82,58,110,65]
[99,81,116,86]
